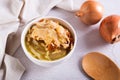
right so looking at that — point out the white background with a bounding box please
[14,1,120,80]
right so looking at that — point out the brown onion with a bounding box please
[76,0,104,25]
[99,15,120,44]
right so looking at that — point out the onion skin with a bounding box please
[99,15,120,44]
[76,0,104,25]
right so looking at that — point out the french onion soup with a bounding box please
[25,19,74,61]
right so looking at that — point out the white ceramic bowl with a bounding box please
[21,16,77,67]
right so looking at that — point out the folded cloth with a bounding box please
[57,0,84,11]
[0,0,23,66]
[0,0,83,80]
[4,54,25,80]
[0,69,4,80]
[0,0,25,80]
[0,0,23,24]
[21,0,62,22]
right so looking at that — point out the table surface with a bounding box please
[14,1,120,80]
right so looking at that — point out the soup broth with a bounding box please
[25,19,74,61]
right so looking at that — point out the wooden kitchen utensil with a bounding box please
[82,52,120,80]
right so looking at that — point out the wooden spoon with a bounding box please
[82,52,120,80]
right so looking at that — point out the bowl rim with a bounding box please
[21,16,77,64]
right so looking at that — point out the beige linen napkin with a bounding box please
[4,54,25,80]
[0,0,23,66]
[57,0,84,11]
[0,0,25,80]
[1,0,83,80]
